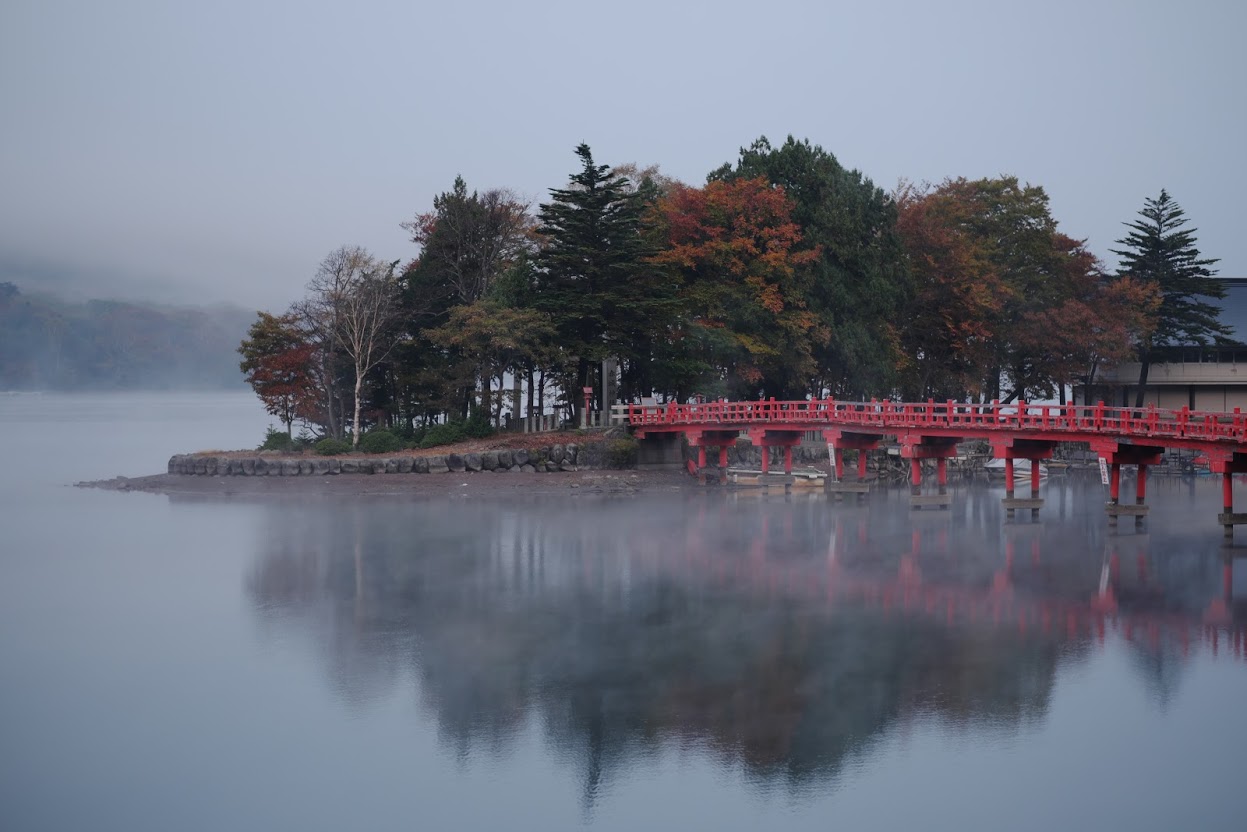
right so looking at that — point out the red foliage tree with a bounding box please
[239,312,319,437]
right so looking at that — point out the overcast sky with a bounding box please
[1,0,1243,311]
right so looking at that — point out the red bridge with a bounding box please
[626,399,1247,533]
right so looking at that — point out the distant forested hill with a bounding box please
[0,282,252,390]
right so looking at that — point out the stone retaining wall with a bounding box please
[169,442,598,476]
[168,437,834,477]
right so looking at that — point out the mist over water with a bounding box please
[2,393,1246,831]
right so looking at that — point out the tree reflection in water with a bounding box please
[245,479,1246,800]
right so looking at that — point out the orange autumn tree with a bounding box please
[647,177,822,399]
[895,180,1006,399]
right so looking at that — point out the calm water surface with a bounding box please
[2,393,1246,831]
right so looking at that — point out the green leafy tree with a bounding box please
[394,177,536,423]
[711,136,908,398]
[1112,189,1226,407]
[425,297,557,422]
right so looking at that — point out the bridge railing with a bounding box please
[625,398,1247,443]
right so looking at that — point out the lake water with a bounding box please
[2,392,1246,831]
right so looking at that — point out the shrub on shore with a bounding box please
[420,421,465,448]
[605,436,638,468]
[358,429,404,454]
[313,437,351,456]
[259,427,300,452]
[464,411,495,439]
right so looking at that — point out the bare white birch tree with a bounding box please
[307,245,401,447]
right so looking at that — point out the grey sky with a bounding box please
[1,0,1243,311]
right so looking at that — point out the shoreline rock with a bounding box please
[164,438,612,478]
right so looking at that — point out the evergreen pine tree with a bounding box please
[1112,189,1225,407]
[535,144,663,414]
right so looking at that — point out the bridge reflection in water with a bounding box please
[246,478,1246,802]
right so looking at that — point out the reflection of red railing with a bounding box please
[622,527,1247,661]
[627,399,1247,444]
[610,506,1247,661]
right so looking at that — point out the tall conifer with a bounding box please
[1112,190,1225,406]
[535,144,659,413]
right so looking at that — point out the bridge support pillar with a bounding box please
[682,428,742,477]
[900,435,958,510]
[745,428,803,480]
[1226,473,1234,539]
[1030,457,1042,520]
[992,439,1056,522]
[823,430,881,500]
[1091,440,1163,531]
[1205,450,1247,539]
